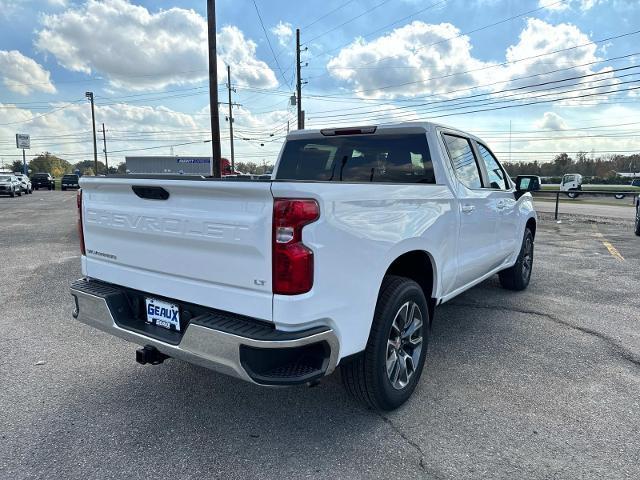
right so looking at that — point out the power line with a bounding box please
[350,0,567,70]
[307,0,448,61]
[312,70,640,119]
[251,0,293,89]
[303,0,394,45]
[302,0,358,30]
[311,28,640,97]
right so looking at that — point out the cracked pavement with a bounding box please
[1,191,639,480]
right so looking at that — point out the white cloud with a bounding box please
[535,112,568,130]
[0,101,290,167]
[35,0,278,90]
[538,0,608,10]
[500,18,619,105]
[0,50,56,95]
[326,21,494,99]
[537,0,570,10]
[271,21,293,47]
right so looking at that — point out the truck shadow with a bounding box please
[26,278,536,478]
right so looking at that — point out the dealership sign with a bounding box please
[16,133,30,149]
[176,158,209,164]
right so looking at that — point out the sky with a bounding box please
[0,0,639,170]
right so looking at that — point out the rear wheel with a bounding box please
[499,228,534,291]
[566,191,579,199]
[614,193,626,200]
[341,275,430,411]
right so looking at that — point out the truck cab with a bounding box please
[70,122,537,410]
[560,173,583,198]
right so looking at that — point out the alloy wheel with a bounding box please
[386,301,424,390]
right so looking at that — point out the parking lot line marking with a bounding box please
[602,241,625,261]
[591,225,624,261]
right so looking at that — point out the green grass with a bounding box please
[541,184,640,192]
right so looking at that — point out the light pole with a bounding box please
[207,0,222,177]
[85,92,98,175]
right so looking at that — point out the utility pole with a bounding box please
[102,123,109,175]
[86,91,98,175]
[207,0,222,177]
[296,28,303,130]
[227,65,235,172]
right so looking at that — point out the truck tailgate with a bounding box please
[79,177,274,321]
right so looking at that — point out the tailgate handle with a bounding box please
[132,186,170,200]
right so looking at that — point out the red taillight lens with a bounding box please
[272,198,319,295]
[77,189,86,255]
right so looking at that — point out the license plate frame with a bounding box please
[145,297,181,332]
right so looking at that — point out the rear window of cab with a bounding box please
[276,134,435,184]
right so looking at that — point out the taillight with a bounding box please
[272,198,319,295]
[77,189,86,255]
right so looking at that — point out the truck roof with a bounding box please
[286,121,485,143]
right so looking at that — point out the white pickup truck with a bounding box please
[70,122,538,410]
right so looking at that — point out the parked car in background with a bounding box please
[61,174,80,191]
[14,173,32,194]
[31,173,55,190]
[0,174,22,197]
[560,173,583,198]
[631,179,640,188]
[70,122,538,410]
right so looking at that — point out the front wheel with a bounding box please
[635,205,640,236]
[341,275,430,411]
[566,191,579,199]
[615,193,626,200]
[10,189,15,197]
[499,228,534,291]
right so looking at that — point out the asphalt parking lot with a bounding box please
[1,191,639,480]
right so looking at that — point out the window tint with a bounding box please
[276,134,435,183]
[442,134,482,189]
[477,143,507,190]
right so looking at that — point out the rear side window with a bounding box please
[276,134,435,183]
[442,134,482,189]
[477,143,508,190]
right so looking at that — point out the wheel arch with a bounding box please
[380,250,437,325]
[525,216,537,239]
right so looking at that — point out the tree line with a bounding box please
[9,153,126,177]
[504,152,640,183]
[8,153,273,177]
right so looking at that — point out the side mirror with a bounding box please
[515,175,541,193]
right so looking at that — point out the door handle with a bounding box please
[461,204,475,214]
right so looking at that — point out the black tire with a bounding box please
[634,204,640,236]
[34,186,38,190]
[48,185,52,191]
[566,191,579,199]
[614,193,625,200]
[10,189,15,197]
[17,189,22,196]
[61,187,66,191]
[499,228,534,291]
[341,275,430,411]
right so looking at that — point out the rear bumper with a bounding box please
[70,278,339,385]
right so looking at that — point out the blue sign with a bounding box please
[176,158,210,164]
